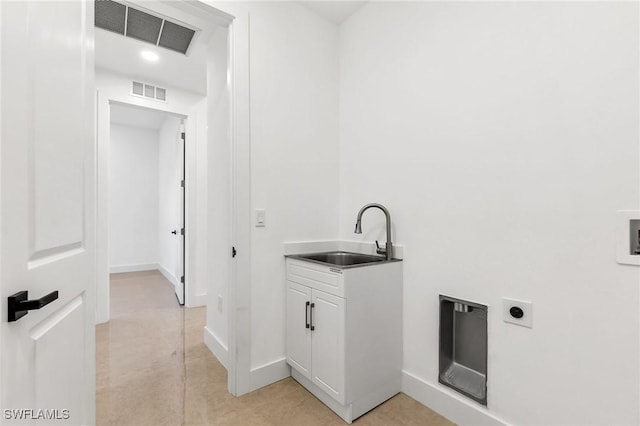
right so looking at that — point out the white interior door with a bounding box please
[175,124,185,304]
[0,1,95,424]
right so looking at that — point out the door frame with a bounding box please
[94,0,253,398]
[161,0,253,397]
[0,0,252,407]
[95,90,195,323]
[180,0,252,396]
[205,1,252,397]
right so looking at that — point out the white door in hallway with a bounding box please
[174,124,186,304]
[0,1,95,424]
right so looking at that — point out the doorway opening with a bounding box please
[108,102,187,305]
[93,0,246,400]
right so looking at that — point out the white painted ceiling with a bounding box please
[298,1,367,24]
[95,0,222,95]
[110,103,179,130]
[95,1,367,95]
[96,28,207,95]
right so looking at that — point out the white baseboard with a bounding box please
[250,357,290,392]
[187,293,207,308]
[204,326,228,370]
[402,370,508,426]
[109,263,158,274]
[157,263,179,286]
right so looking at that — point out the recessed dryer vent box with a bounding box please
[616,211,640,266]
[630,220,640,255]
[439,295,487,405]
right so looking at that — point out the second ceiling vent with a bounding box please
[132,81,167,102]
[95,0,197,55]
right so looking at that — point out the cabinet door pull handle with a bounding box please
[310,302,315,331]
[305,301,310,329]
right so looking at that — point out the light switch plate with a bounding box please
[255,209,266,227]
[503,298,533,328]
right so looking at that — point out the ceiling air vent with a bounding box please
[95,0,126,35]
[95,0,197,55]
[158,21,196,55]
[155,87,166,101]
[131,81,167,102]
[132,81,144,96]
[126,8,163,45]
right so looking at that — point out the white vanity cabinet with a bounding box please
[285,257,402,424]
[286,281,346,402]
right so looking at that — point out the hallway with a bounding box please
[96,271,453,425]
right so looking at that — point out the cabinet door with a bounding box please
[311,289,346,404]
[286,281,312,379]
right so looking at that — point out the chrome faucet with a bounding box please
[354,203,393,260]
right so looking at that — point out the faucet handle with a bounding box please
[375,240,386,255]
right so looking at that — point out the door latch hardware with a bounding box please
[232,247,237,258]
[8,290,59,322]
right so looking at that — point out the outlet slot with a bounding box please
[503,298,533,328]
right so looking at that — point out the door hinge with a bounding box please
[181,132,185,140]
[180,276,185,283]
[232,247,237,258]
[180,228,185,236]
[181,180,185,188]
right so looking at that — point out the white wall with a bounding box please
[201,2,340,389]
[188,98,209,307]
[339,2,639,425]
[247,2,340,372]
[108,124,159,270]
[205,25,231,365]
[158,116,183,285]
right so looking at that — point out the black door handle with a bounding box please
[171,230,177,235]
[8,290,59,322]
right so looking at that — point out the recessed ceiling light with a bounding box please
[141,50,159,62]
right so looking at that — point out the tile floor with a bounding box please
[96,270,454,426]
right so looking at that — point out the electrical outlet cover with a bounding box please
[503,298,533,328]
